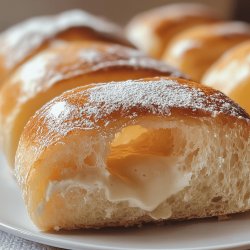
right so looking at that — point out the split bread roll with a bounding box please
[163,22,250,81]
[126,3,220,59]
[0,9,133,83]
[0,41,185,167]
[15,77,250,231]
[202,41,250,114]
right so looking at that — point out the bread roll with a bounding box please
[0,9,133,83]
[202,41,250,114]
[15,77,250,231]
[126,3,220,58]
[0,41,184,166]
[163,22,250,81]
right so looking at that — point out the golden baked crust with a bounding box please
[202,41,250,114]
[0,41,184,125]
[163,21,250,81]
[0,42,185,166]
[0,10,133,82]
[126,3,220,58]
[18,76,249,169]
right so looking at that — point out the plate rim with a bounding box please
[1,220,250,250]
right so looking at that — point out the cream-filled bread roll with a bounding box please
[15,77,250,231]
[202,41,250,114]
[0,9,133,83]
[126,3,220,59]
[0,41,185,166]
[163,22,250,81]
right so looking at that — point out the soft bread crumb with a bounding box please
[25,117,250,231]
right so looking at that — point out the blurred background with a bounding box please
[0,0,249,30]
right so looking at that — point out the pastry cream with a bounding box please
[44,124,192,218]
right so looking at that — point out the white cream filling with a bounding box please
[105,157,191,211]
[45,162,190,219]
[44,123,192,219]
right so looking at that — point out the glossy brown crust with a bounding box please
[0,41,185,125]
[163,21,250,81]
[126,3,220,58]
[0,10,134,82]
[16,77,249,180]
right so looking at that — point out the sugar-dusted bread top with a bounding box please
[19,76,249,164]
[0,42,186,166]
[0,9,133,82]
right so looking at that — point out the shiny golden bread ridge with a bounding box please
[0,41,186,167]
[202,41,250,114]
[163,21,250,81]
[15,77,250,231]
[126,3,220,58]
[0,9,133,83]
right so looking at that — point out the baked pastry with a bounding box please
[15,77,250,231]
[0,41,185,166]
[163,21,250,81]
[126,3,220,58]
[202,41,250,114]
[0,9,133,83]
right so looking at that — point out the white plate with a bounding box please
[0,152,250,250]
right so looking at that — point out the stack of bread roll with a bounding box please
[0,6,249,231]
[127,3,250,113]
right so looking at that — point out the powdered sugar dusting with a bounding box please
[47,101,71,120]
[11,43,184,104]
[30,78,249,149]
[81,79,246,122]
[0,9,124,69]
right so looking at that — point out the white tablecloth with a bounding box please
[0,230,61,250]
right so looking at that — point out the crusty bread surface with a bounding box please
[0,9,133,83]
[126,3,220,59]
[202,41,250,114]
[163,21,250,81]
[0,41,185,167]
